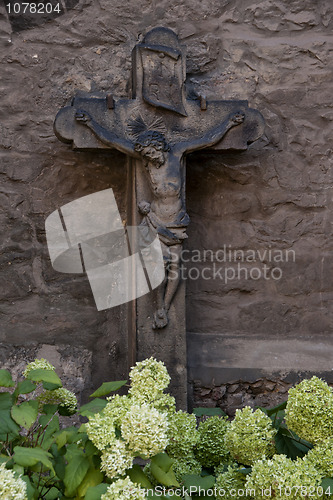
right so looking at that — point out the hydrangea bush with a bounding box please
[1,358,333,499]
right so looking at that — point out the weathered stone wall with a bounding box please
[1,0,333,408]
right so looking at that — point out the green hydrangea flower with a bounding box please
[23,358,55,378]
[305,437,333,477]
[121,404,168,459]
[101,477,146,500]
[172,455,202,482]
[167,410,198,458]
[129,357,170,402]
[215,464,246,500]
[195,416,230,467]
[100,440,133,479]
[104,395,133,429]
[245,454,323,499]
[38,388,77,414]
[224,407,276,466]
[86,412,117,451]
[151,393,176,416]
[0,464,28,500]
[285,376,333,444]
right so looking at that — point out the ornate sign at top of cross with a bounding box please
[54,27,265,331]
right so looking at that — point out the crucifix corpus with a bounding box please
[54,27,264,408]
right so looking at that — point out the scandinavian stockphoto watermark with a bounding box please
[168,245,295,283]
[45,189,295,311]
[143,485,329,497]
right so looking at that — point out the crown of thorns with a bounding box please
[134,130,170,152]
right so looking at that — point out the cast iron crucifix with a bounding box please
[54,27,264,407]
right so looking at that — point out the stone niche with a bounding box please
[1,0,333,410]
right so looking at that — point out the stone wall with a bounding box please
[1,0,333,408]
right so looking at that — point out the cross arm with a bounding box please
[176,110,246,155]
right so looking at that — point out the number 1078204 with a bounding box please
[6,3,62,14]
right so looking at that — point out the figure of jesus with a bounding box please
[75,109,245,328]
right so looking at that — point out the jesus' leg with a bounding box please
[153,245,182,329]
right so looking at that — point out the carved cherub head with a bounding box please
[134,130,169,167]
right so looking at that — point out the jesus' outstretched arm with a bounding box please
[75,110,140,158]
[176,110,245,155]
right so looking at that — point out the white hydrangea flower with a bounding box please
[101,477,146,500]
[129,357,170,402]
[86,412,117,451]
[23,358,55,378]
[121,403,168,458]
[100,440,133,479]
[38,388,77,414]
[0,464,28,500]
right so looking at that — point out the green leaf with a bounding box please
[0,392,13,410]
[85,440,99,457]
[265,400,287,417]
[11,400,39,429]
[192,407,226,417]
[14,380,37,397]
[26,369,62,389]
[321,477,333,490]
[152,452,174,473]
[89,380,127,398]
[269,409,285,429]
[13,446,55,474]
[150,453,179,487]
[21,475,36,500]
[64,446,90,497]
[44,487,60,500]
[13,464,25,476]
[43,381,61,391]
[182,474,215,491]
[54,453,66,481]
[128,464,153,488]
[0,369,15,387]
[0,410,20,440]
[41,404,59,416]
[275,429,308,459]
[77,467,104,497]
[56,430,69,450]
[85,483,109,500]
[79,398,107,417]
[40,415,60,450]
[55,427,81,449]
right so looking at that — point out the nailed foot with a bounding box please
[153,308,168,329]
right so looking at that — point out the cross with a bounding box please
[53,27,264,408]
